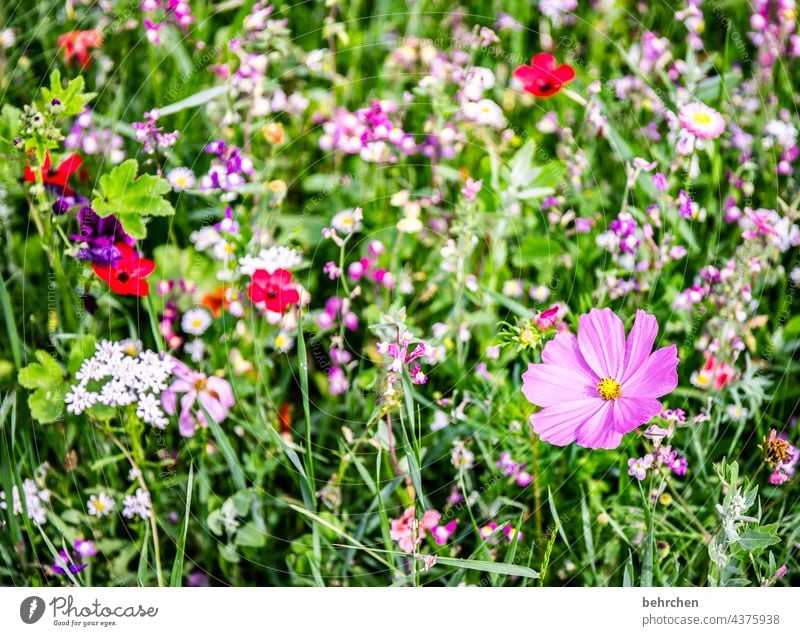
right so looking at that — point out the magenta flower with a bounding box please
[522,308,679,449]
[431,519,459,546]
[162,359,235,437]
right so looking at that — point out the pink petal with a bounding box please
[578,308,625,379]
[620,310,657,383]
[612,396,663,434]
[161,389,177,415]
[574,401,622,449]
[420,509,441,530]
[521,362,597,407]
[180,391,197,415]
[206,376,235,408]
[541,331,597,378]
[198,390,228,424]
[623,344,679,398]
[530,398,605,446]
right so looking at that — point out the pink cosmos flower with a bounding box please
[522,308,679,449]
[162,359,235,437]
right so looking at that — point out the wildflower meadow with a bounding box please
[1,0,799,589]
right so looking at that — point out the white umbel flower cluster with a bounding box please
[65,341,174,428]
[0,478,51,524]
[238,245,302,276]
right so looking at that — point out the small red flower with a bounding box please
[92,244,155,297]
[57,30,103,68]
[23,152,82,196]
[247,269,300,313]
[514,53,576,98]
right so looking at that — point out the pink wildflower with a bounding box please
[162,359,235,437]
[389,507,440,553]
[522,309,679,449]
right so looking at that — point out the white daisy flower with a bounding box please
[167,167,196,191]
[181,308,212,336]
[87,492,116,517]
[331,207,363,234]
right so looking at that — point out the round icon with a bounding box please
[20,596,45,624]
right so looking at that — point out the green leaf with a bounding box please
[17,351,65,423]
[234,524,267,548]
[738,526,780,553]
[158,85,227,116]
[92,160,174,239]
[170,464,193,587]
[41,70,95,117]
[435,556,539,579]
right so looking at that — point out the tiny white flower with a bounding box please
[87,492,116,517]
[331,207,363,234]
[167,167,196,191]
[182,308,212,336]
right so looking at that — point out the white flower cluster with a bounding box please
[65,341,174,429]
[239,245,302,276]
[122,488,152,520]
[0,478,51,524]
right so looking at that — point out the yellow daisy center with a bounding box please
[93,498,106,512]
[692,112,711,126]
[597,377,622,401]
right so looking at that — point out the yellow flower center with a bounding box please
[93,498,106,512]
[597,377,622,401]
[692,112,711,126]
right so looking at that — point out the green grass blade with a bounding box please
[169,463,193,587]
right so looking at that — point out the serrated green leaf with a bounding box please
[92,160,174,238]
[41,70,96,117]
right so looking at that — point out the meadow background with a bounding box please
[0,0,798,587]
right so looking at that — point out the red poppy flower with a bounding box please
[23,152,82,196]
[57,30,103,68]
[247,269,300,313]
[514,53,576,98]
[92,244,155,297]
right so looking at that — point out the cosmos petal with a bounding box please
[542,331,597,378]
[574,401,621,449]
[530,398,605,447]
[612,396,663,434]
[521,362,597,407]
[577,308,625,379]
[620,309,658,383]
[623,345,679,398]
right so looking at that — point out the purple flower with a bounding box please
[678,190,696,219]
[73,538,98,559]
[70,207,134,265]
[51,549,89,576]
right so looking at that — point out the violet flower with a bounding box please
[70,206,134,265]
